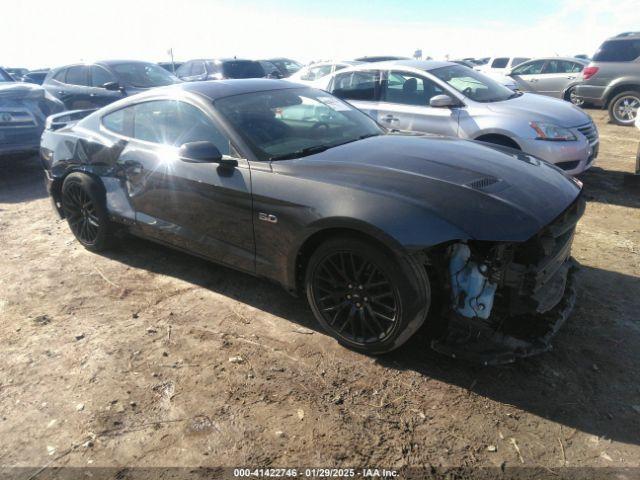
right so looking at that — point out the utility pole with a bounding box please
[167,48,175,73]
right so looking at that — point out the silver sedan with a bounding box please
[315,60,598,176]
[505,57,589,105]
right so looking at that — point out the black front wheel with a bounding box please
[305,237,430,354]
[61,173,115,251]
[566,86,584,107]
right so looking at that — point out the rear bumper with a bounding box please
[574,84,607,106]
[43,166,65,218]
[0,126,42,156]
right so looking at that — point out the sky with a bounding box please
[3,0,640,69]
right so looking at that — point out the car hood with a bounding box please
[485,92,590,127]
[275,134,581,243]
[0,82,63,121]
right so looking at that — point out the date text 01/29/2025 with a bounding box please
[233,468,399,477]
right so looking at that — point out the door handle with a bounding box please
[124,160,143,175]
[529,79,538,83]
[382,114,399,122]
[566,76,576,80]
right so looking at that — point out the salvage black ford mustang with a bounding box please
[40,80,585,363]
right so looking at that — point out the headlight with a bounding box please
[529,121,576,141]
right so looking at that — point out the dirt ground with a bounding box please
[1,109,639,479]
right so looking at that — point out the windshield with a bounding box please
[222,61,265,79]
[431,65,518,102]
[110,63,179,88]
[0,68,13,82]
[269,59,302,76]
[215,87,384,161]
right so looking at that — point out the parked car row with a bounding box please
[0,66,64,157]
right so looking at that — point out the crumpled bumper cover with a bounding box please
[431,261,578,365]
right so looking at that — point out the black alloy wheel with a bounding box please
[567,86,584,107]
[311,251,400,344]
[61,172,115,251]
[306,237,430,354]
[62,182,100,245]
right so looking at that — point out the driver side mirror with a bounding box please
[102,81,122,91]
[267,70,283,79]
[178,141,237,167]
[430,94,459,108]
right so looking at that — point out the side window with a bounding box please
[384,71,444,106]
[191,62,206,76]
[132,100,233,155]
[102,107,132,135]
[569,62,585,73]
[175,62,191,78]
[302,65,332,81]
[53,69,67,82]
[491,58,509,68]
[66,66,89,86]
[512,57,530,67]
[91,66,115,87]
[205,61,219,74]
[332,70,381,101]
[512,60,545,75]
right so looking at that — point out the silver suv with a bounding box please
[575,32,640,126]
[317,60,598,175]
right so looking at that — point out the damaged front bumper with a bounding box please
[431,194,584,365]
[431,261,577,365]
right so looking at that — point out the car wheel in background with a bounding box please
[608,91,640,126]
[61,173,116,251]
[566,86,584,107]
[305,236,430,354]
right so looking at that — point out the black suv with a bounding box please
[576,32,640,126]
[43,60,180,110]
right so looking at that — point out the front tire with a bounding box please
[305,236,430,354]
[61,173,115,252]
[566,86,584,107]
[608,91,640,126]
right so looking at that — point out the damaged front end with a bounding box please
[431,194,586,365]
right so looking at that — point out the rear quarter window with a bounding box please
[102,108,130,135]
[593,40,640,62]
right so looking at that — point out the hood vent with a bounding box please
[466,176,500,190]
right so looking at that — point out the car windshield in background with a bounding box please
[593,39,640,62]
[222,61,265,79]
[431,65,518,102]
[270,59,302,75]
[0,68,13,82]
[215,87,383,161]
[110,63,179,88]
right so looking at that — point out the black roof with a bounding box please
[96,59,159,67]
[181,79,302,100]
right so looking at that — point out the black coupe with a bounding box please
[41,80,584,363]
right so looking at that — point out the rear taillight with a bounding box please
[582,66,599,80]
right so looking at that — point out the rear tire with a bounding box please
[305,236,430,354]
[61,173,116,252]
[608,91,640,126]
